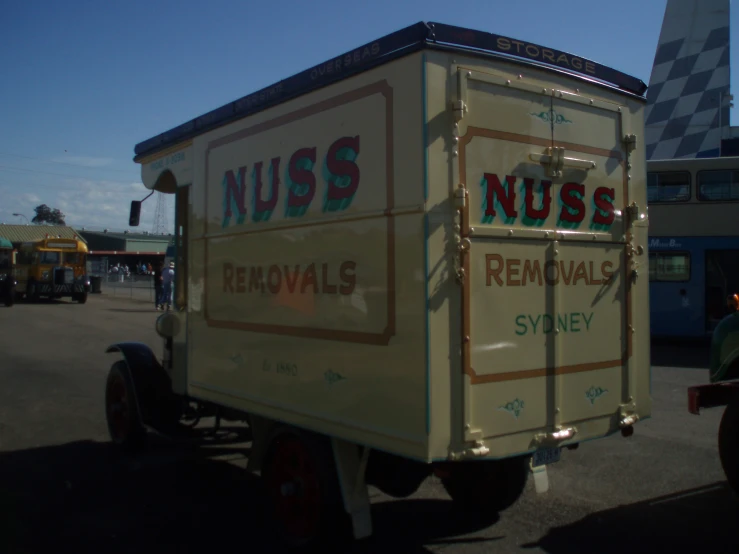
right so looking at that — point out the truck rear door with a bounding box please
[454,64,639,459]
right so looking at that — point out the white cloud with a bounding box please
[0,177,174,233]
[49,156,115,168]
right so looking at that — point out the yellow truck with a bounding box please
[15,237,91,303]
[110,21,651,548]
[0,237,16,307]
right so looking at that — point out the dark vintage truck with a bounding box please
[688,293,739,495]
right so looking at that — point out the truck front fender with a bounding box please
[106,342,177,428]
[105,341,160,372]
[710,313,739,383]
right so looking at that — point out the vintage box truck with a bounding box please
[108,21,651,547]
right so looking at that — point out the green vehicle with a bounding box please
[688,293,739,495]
[0,237,17,307]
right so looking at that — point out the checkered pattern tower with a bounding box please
[645,0,731,160]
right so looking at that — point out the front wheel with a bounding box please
[440,455,530,514]
[3,290,13,307]
[76,292,88,304]
[718,399,739,496]
[105,361,147,453]
[26,281,38,303]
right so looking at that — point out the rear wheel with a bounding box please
[440,456,530,514]
[718,399,739,496]
[105,361,147,453]
[3,290,13,307]
[76,292,88,304]
[261,428,350,549]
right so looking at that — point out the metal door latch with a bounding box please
[529,147,596,177]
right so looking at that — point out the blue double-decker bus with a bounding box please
[648,156,739,339]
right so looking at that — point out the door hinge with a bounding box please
[448,440,490,460]
[623,133,637,152]
[619,402,639,428]
[454,183,467,210]
[625,201,639,224]
[452,99,467,122]
[532,426,578,447]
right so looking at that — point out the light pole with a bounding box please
[12,213,29,224]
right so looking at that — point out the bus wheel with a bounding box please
[105,361,147,453]
[262,428,349,549]
[440,456,530,514]
[719,399,739,497]
[4,292,13,307]
[76,292,88,304]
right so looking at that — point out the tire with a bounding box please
[718,399,739,497]
[3,291,13,307]
[441,456,530,514]
[105,361,147,453]
[77,292,88,304]
[26,281,38,303]
[261,427,351,549]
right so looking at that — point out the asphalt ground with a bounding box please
[0,294,737,553]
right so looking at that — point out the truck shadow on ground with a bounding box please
[106,308,160,313]
[522,482,739,553]
[650,338,710,369]
[0,439,500,554]
[3,438,737,553]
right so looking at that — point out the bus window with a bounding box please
[647,171,690,202]
[39,251,60,264]
[649,252,690,282]
[64,253,82,264]
[697,169,739,202]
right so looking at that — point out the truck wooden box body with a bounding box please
[108,21,651,547]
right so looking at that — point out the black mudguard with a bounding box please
[106,342,180,431]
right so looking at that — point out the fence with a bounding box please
[88,258,172,305]
[95,273,162,303]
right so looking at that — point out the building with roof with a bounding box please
[78,229,172,255]
[0,224,86,248]
[77,229,173,276]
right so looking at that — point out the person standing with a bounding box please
[153,262,163,310]
[160,261,175,311]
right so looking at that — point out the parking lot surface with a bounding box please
[0,294,737,553]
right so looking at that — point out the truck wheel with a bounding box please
[76,292,88,304]
[440,455,529,514]
[26,281,38,303]
[718,400,739,496]
[261,428,350,549]
[105,361,147,453]
[4,292,13,307]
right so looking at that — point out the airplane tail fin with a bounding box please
[645,0,730,159]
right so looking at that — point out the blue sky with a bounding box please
[0,0,736,232]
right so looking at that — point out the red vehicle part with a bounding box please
[688,382,739,415]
